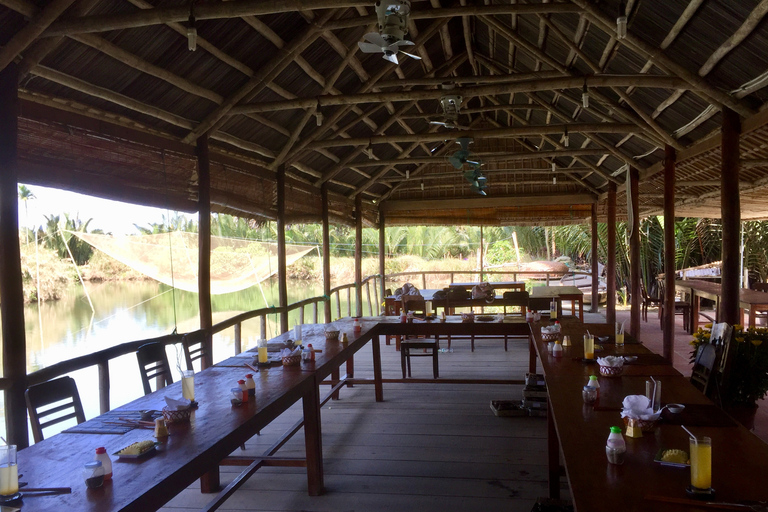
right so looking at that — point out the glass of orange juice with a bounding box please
[583,335,595,360]
[689,436,712,491]
[258,339,269,364]
[0,445,18,496]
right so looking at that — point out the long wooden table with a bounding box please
[531,285,584,321]
[676,279,768,330]
[531,319,768,511]
[448,281,526,292]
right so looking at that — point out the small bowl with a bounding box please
[599,365,625,378]
[162,406,192,424]
[324,330,340,341]
[282,355,301,366]
[666,403,686,414]
[623,415,659,432]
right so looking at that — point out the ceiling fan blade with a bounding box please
[358,42,383,54]
[429,121,447,126]
[466,159,481,166]
[448,155,464,169]
[382,52,399,65]
[363,32,388,47]
[394,39,415,46]
[400,51,422,60]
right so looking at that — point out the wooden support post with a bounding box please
[591,203,599,314]
[663,145,676,362]
[721,108,741,327]
[379,209,386,311]
[606,182,617,325]
[321,184,331,323]
[354,193,363,318]
[629,167,641,339]
[98,361,110,414]
[0,63,28,448]
[479,225,484,282]
[196,134,213,370]
[277,164,288,333]
[234,323,241,355]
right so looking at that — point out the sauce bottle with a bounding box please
[587,375,600,400]
[307,343,316,361]
[245,374,256,396]
[237,380,249,402]
[95,447,112,480]
[353,318,362,335]
[606,426,626,465]
[552,339,563,357]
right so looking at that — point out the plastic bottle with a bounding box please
[587,375,600,400]
[554,320,561,332]
[400,311,406,323]
[526,309,533,322]
[245,374,256,396]
[341,332,349,345]
[353,318,361,335]
[94,447,112,481]
[237,379,249,402]
[83,460,105,489]
[606,426,626,465]
[307,343,315,361]
[552,339,563,357]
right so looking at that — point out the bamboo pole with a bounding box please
[277,164,289,333]
[663,145,676,362]
[629,167,641,339]
[721,109,741,326]
[0,63,29,448]
[321,183,332,323]
[606,182,616,325]
[232,76,690,115]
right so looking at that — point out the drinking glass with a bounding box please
[689,437,712,490]
[615,332,625,346]
[258,339,268,363]
[0,445,18,496]
[645,380,662,412]
[583,335,595,360]
[294,323,302,341]
[181,370,195,401]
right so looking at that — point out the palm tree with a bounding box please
[18,185,36,244]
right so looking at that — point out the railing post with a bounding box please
[260,314,267,340]
[98,360,110,414]
[299,306,305,327]
[347,287,352,317]
[366,282,373,316]
[234,323,242,355]
[421,273,426,290]
[313,301,319,324]
[546,272,550,285]
[373,278,380,315]
[336,291,341,320]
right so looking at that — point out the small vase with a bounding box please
[725,403,759,431]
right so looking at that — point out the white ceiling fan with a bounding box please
[358,1,422,65]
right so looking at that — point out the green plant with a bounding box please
[690,324,768,405]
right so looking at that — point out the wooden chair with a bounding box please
[182,330,208,372]
[25,376,86,443]
[692,322,733,406]
[400,295,439,378]
[690,343,718,397]
[641,281,662,322]
[751,283,768,325]
[658,281,692,332]
[136,342,174,395]
[502,291,529,316]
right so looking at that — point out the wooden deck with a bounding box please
[160,332,561,512]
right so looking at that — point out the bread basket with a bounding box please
[282,355,301,366]
[324,330,340,341]
[599,364,625,378]
[541,332,559,342]
[162,406,192,424]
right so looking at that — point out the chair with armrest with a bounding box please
[25,376,86,443]
[136,342,174,395]
[400,295,438,379]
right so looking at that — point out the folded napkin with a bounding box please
[597,355,625,368]
[541,325,558,334]
[620,395,661,421]
[165,396,191,411]
[279,347,302,357]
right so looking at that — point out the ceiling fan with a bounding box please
[464,166,488,196]
[358,1,422,65]
[448,137,482,169]
[428,85,468,129]
[429,118,470,130]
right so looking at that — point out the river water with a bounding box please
[3,279,350,440]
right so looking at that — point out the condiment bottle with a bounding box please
[526,309,533,322]
[245,374,256,396]
[95,447,112,480]
[237,379,249,402]
[552,339,563,357]
[400,311,406,323]
[307,343,315,361]
[582,385,597,404]
[353,318,362,334]
[606,426,626,465]
[154,417,169,438]
[587,375,600,400]
[554,321,561,332]
[83,460,105,489]
[341,332,349,345]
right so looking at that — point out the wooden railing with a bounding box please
[385,269,575,289]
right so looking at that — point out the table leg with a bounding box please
[547,401,560,499]
[303,376,324,496]
[578,298,583,322]
[528,334,537,374]
[200,469,221,494]
[749,308,756,329]
[373,335,384,402]
[346,356,354,388]
[331,367,340,400]
[691,291,700,333]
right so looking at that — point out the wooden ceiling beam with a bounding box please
[43,2,582,37]
[231,75,690,114]
[349,149,609,168]
[381,194,597,212]
[376,71,566,88]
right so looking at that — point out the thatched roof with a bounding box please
[4,0,768,226]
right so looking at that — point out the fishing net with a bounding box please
[71,231,316,295]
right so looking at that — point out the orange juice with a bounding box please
[690,437,712,489]
[583,335,594,360]
[0,463,18,495]
[615,333,625,346]
[258,346,268,363]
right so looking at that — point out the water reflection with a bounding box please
[2,278,349,440]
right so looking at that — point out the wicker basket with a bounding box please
[599,364,625,378]
[623,415,659,432]
[541,332,559,342]
[282,355,301,366]
[162,406,192,424]
[324,330,340,341]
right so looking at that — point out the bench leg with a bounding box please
[433,348,439,378]
[401,348,407,378]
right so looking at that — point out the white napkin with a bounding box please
[541,325,557,334]
[165,396,191,411]
[597,355,625,367]
[620,395,661,421]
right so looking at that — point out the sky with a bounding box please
[17,184,188,236]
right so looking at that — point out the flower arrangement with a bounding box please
[690,324,768,405]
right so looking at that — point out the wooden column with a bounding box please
[479,225,484,281]
[663,145,676,362]
[196,135,213,369]
[606,182,617,325]
[321,184,331,323]
[590,203,599,313]
[629,167,641,339]
[379,209,386,310]
[354,193,363,318]
[277,164,289,332]
[721,108,741,326]
[0,63,28,448]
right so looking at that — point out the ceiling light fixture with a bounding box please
[406,169,410,179]
[366,140,374,160]
[187,4,197,52]
[315,111,323,126]
[616,1,627,40]
[420,180,424,191]
[582,81,589,109]
[563,126,569,148]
